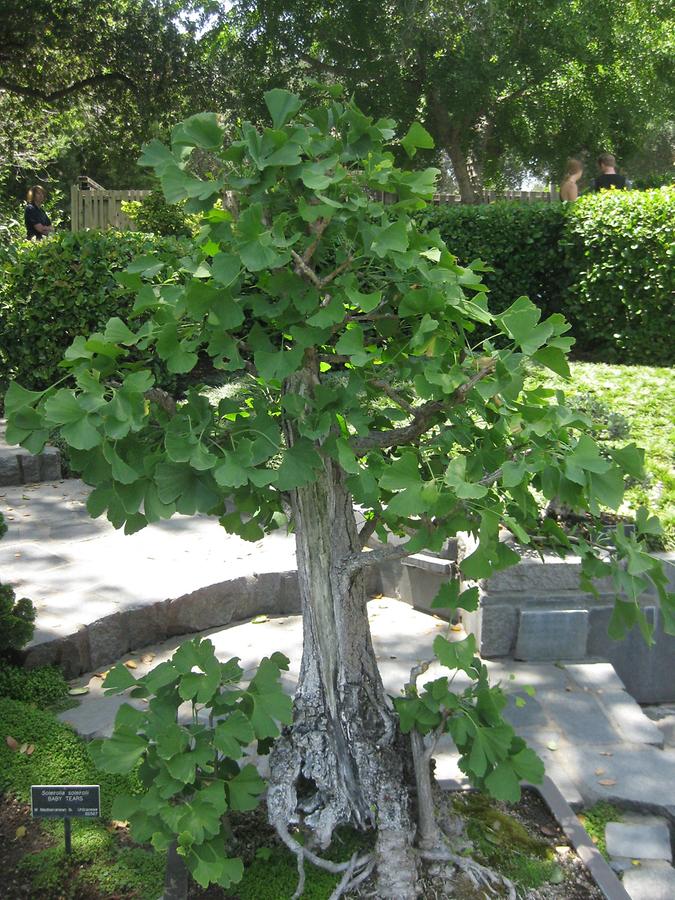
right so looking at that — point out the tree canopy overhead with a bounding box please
[220,0,675,198]
[6,89,672,896]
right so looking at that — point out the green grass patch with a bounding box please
[564,363,674,549]
[578,802,623,859]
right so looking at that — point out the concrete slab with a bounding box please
[621,862,675,900]
[559,745,675,813]
[515,609,588,661]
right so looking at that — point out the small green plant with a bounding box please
[578,802,623,858]
[0,584,34,656]
[91,636,293,892]
[568,391,631,443]
[121,189,198,236]
[395,583,544,804]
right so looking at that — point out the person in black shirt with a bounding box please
[24,185,53,239]
[592,154,627,192]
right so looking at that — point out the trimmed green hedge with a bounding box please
[0,231,188,392]
[420,202,568,321]
[420,188,674,365]
[562,188,674,364]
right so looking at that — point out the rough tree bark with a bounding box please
[266,362,418,898]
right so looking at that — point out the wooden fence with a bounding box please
[70,176,556,231]
[70,177,150,231]
[432,189,555,204]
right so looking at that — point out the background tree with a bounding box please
[5,92,672,897]
[0,0,231,205]
[219,0,675,199]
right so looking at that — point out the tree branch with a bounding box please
[358,512,381,548]
[351,399,446,454]
[0,73,137,103]
[144,387,178,417]
[303,218,329,263]
[351,360,496,454]
[346,540,419,574]
[291,249,321,287]
[320,254,353,288]
[370,379,415,416]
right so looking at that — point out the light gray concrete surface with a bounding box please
[57,599,675,823]
[606,821,672,861]
[0,478,298,674]
[621,862,675,900]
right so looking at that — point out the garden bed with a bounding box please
[0,782,616,899]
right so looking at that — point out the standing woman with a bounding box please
[24,185,53,239]
[559,159,583,201]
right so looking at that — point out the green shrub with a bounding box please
[562,187,675,365]
[0,230,188,392]
[418,191,674,365]
[0,662,69,708]
[632,173,674,190]
[0,584,35,657]
[0,513,36,658]
[121,188,199,236]
[418,201,568,321]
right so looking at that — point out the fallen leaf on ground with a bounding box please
[598,778,616,786]
[594,768,605,776]
[19,743,28,754]
[6,735,20,751]
[251,615,268,624]
[547,741,558,751]
[631,860,640,866]
[68,686,89,696]
[599,751,613,756]
[450,624,463,632]
[93,671,109,679]
[124,660,138,669]
[25,744,35,755]
[540,825,557,837]
[15,826,27,839]
[371,593,383,599]
[111,820,129,829]
[141,654,155,664]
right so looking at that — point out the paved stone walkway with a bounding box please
[0,478,298,673]
[59,600,675,814]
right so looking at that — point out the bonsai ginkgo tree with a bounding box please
[5,89,672,898]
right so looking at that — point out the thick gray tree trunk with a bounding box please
[267,364,418,898]
[428,89,479,204]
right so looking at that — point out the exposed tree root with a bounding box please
[419,847,517,899]
[273,820,375,899]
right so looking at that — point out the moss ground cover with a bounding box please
[0,696,164,899]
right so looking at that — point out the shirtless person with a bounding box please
[559,159,583,201]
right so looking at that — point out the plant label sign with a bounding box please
[31,785,101,819]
